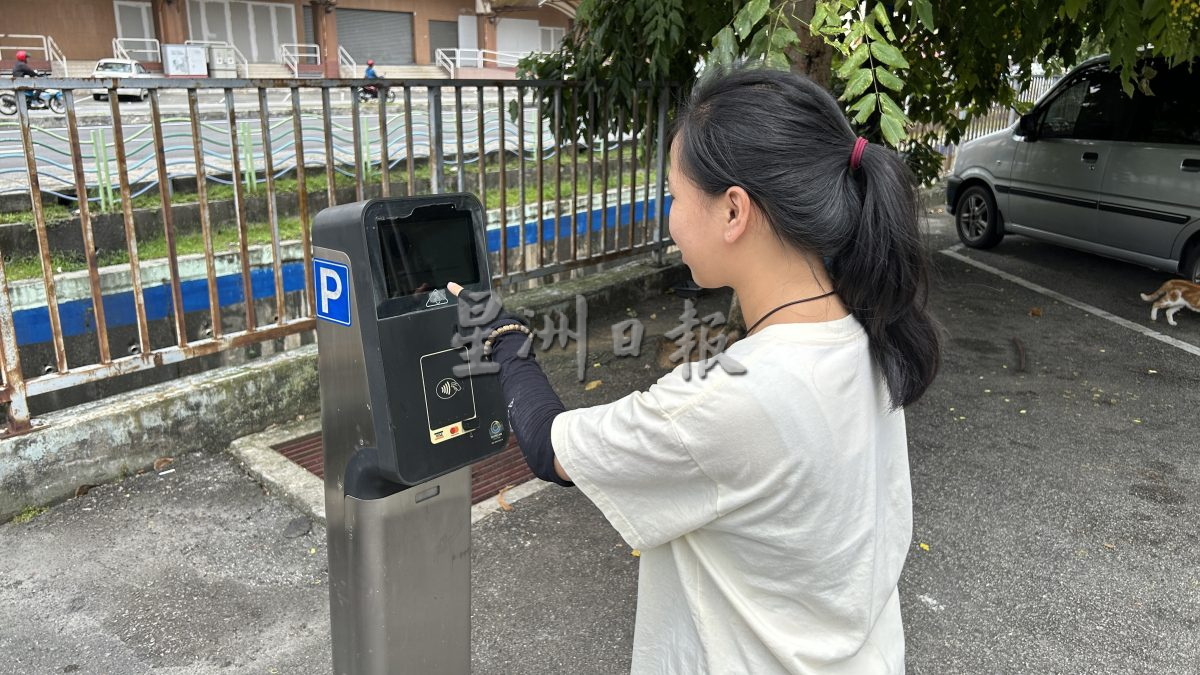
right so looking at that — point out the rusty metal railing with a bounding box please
[0,77,675,435]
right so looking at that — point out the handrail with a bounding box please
[436,49,456,78]
[337,45,356,78]
[0,34,67,74]
[45,36,67,75]
[434,49,530,73]
[279,43,321,77]
[112,37,161,63]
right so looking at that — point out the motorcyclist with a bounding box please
[11,51,39,106]
[363,59,379,99]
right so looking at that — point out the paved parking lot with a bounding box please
[904,212,1199,673]
[0,210,1196,673]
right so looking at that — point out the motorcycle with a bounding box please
[0,88,66,116]
[357,85,396,103]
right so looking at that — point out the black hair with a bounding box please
[670,65,940,409]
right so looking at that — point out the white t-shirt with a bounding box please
[552,314,912,674]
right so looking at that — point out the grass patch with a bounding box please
[10,505,48,524]
[3,217,304,281]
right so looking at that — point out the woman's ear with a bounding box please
[723,186,753,244]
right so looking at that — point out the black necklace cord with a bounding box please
[744,290,837,336]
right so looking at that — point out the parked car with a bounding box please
[91,58,152,101]
[947,56,1200,281]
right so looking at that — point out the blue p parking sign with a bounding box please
[314,258,351,326]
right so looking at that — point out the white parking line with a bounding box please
[940,244,1200,358]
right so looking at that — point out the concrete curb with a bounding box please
[226,410,553,528]
[227,416,325,526]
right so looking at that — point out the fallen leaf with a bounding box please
[631,549,641,557]
[497,485,514,511]
[74,484,94,497]
[1133,419,1142,424]
[153,457,173,471]
[1147,369,1158,375]
[1029,307,1043,317]
[1103,542,1115,550]
[1019,409,1027,414]
[585,380,602,391]
[919,543,930,551]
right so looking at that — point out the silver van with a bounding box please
[947,56,1200,281]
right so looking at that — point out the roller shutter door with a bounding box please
[337,9,414,66]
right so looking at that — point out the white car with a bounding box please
[91,58,152,102]
[948,56,1200,281]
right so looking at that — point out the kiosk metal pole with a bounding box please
[313,195,509,674]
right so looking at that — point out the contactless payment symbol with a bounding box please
[313,258,351,326]
[435,377,462,400]
[489,420,504,442]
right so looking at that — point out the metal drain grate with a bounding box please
[271,432,532,504]
[273,432,325,479]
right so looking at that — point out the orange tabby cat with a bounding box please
[1140,280,1200,326]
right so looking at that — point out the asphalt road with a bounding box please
[0,210,1197,673]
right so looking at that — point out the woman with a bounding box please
[451,65,940,674]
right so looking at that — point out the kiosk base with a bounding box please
[328,467,472,675]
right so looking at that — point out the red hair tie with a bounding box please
[850,136,868,170]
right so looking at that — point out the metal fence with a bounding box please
[0,77,676,435]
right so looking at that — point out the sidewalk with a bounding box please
[2,213,1198,673]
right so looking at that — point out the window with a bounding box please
[1038,68,1130,141]
[95,61,134,73]
[1128,61,1200,146]
[540,26,564,52]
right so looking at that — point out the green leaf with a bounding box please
[870,41,910,70]
[874,66,904,91]
[771,25,800,50]
[747,26,771,59]
[1063,0,1088,18]
[766,51,790,70]
[837,42,871,78]
[865,20,887,43]
[712,25,737,66]
[851,93,878,123]
[914,0,935,31]
[873,3,896,40]
[735,0,770,39]
[841,67,874,100]
[880,113,905,147]
[811,3,829,34]
[877,91,911,123]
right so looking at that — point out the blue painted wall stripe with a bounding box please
[12,197,673,347]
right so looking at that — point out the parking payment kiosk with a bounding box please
[312,195,509,674]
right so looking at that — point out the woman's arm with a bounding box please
[489,332,573,485]
[448,283,572,486]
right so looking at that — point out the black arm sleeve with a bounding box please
[490,332,574,487]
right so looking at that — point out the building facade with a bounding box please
[1,0,573,77]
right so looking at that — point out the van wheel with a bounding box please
[955,185,1004,249]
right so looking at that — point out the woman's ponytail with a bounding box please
[832,142,940,409]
